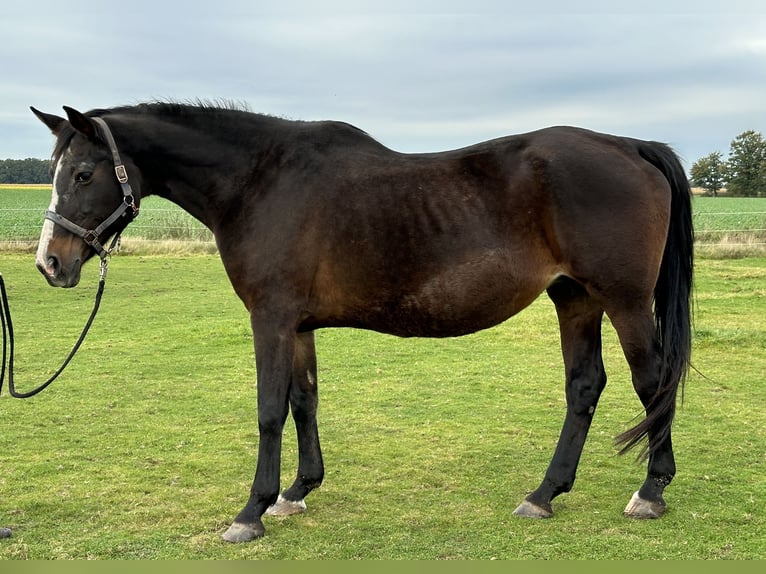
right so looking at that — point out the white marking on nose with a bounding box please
[35,153,65,273]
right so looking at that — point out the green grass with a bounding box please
[0,254,764,559]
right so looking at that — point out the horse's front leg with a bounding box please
[265,330,324,517]
[222,316,295,543]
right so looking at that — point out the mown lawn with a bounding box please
[0,254,764,559]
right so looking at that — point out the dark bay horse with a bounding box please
[30,103,693,543]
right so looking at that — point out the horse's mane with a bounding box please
[51,100,374,162]
[88,99,285,124]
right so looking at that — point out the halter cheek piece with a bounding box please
[44,116,140,261]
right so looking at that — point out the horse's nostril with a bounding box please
[38,255,60,277]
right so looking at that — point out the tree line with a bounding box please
[690,130,766,197]
[0,158,51,184]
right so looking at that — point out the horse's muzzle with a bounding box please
[36,255,82,288]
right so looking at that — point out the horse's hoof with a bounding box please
[513,499,553,518]
[221,521,265,543]
[0,527,11,539]
[623,491,665,519]
[264,494,307,517]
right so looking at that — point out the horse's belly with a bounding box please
[310,267,551,338]
[305,246,558,337]
[371,277,542,337]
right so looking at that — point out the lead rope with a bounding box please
[0,115,134,399]
[0,235,119,399]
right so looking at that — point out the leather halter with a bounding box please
[44,116,139,260]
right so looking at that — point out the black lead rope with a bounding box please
[0,256,110,399]
[0,116,137,399]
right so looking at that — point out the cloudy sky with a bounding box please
[2,0,764,168]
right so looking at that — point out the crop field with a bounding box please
[1,185,765,257]
[692,196,766,257]
[0,185,214,253]
[0,251,764,559]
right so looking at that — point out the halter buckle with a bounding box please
[115,165,129,184]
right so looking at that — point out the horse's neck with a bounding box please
[131,118,253,231]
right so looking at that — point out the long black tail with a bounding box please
[617,142,694,457]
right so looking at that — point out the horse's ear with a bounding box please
[30,107,67,135]
[62,106,99,141]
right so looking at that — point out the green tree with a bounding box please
[690,151,727,196]
[726,130,766,197]
[0,158,51,184]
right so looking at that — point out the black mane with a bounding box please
[81,101,374,154]
[92,99,252,118]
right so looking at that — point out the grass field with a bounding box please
[0,254,764,559]
[1,185,765,256]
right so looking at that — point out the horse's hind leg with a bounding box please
[515,277,606,518]
[265,331,325,516]
[608,310,675,518]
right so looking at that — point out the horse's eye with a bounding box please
[75,171,93,184]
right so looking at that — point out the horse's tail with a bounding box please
[617,141,694,458]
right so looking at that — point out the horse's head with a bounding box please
[31,106,140,288]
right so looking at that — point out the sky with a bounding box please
[2,0,765,169]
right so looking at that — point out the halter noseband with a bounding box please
[44,117,140,260]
